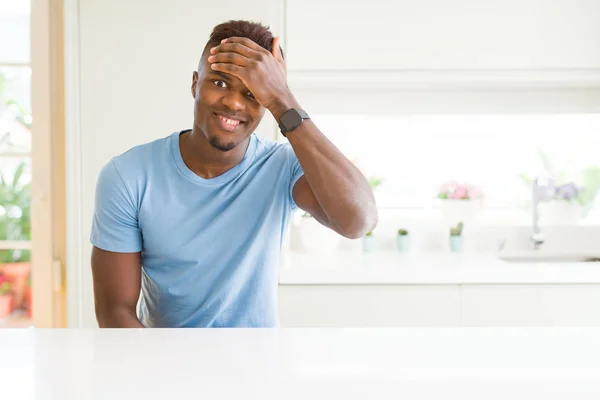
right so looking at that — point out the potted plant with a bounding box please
[437,181,483,225]
[519,149,600,224]
[396,229,410,252]
[449,222,464,252]
[362,231,376,252]
[0,161,31,310]
[0,272,14,320]
[542,181,583,225]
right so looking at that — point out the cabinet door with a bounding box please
[462,285,600,326]
[285,0,600,71]
[278,285,460,327]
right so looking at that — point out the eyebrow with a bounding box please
[207,71,232,81]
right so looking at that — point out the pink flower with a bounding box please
[453,185,468,199]
[438,181,484,200]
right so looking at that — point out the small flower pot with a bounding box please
[396,235,410,252]
[449,235,464,252]
[362,235,376,252]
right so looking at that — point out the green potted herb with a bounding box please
[396,229,410,252]
[362,231,376,252]
[449,222,464,252]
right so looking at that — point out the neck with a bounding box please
[180,128,251,179]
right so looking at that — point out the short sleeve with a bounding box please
[90,159,143,253]
[284,144,305,209]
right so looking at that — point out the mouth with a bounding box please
[214,112,246,132]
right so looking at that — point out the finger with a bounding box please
[207,52,252,67]
[220,37,267,54]
[271,37,282,61]
[210,62,244,77]
[210,42,259,59]
[271,37,286,68]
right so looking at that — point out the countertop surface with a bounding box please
[3,328,600,399]
[280,251,600,284]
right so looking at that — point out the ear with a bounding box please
[271,37,286,69]
[191,71,198,98]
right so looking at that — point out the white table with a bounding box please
[3,328,600,399]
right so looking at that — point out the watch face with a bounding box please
[281,109,302,130]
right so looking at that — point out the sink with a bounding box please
[498,252,600,263]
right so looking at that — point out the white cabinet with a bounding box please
[285,0,600,72]
[280,283,600,327]
[461,285,600,326]
[278,285,461,327]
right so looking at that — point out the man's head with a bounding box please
[191,20,282,152]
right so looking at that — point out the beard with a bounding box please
[208,135,241,152]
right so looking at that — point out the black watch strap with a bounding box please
[278,108,310,136]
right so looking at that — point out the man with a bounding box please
[90,20,377,328]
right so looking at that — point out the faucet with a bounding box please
[531,177,545,250]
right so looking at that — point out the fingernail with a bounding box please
[207,56,214,61]
[210,47,216,54]
[221,38,227,43]
[211,64,217,69]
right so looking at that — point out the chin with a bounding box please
[209,136,239,152]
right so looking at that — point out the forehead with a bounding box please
[199,54,246,88]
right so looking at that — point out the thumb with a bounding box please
[271,37,285,65]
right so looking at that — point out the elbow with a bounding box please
[339,203,379,239]
[95,304,116,328]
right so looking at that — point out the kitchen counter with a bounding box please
[280,251,600,284]
[3,328,600,399]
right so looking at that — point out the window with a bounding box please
[310,113,600,223]
[0,0,32,323]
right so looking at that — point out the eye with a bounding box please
[213,80,227,88]
[247,91,255,99]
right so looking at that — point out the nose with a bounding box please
[221,92,246,112]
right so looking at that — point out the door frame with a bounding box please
[30,0,68,328]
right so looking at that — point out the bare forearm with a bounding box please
[97,306,144,328]
[270,96,378,238]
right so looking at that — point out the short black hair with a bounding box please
[202,20,284,59]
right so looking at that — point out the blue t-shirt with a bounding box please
[90,131,304,328]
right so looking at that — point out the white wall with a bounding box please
[66,0,600,327]
[71,0,282,327]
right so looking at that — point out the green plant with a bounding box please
[0,161,31,263]
[397,229,408,236]
[450,222,463,236]
[368,176,383,191]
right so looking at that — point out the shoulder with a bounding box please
[95,132,175,206]
[112,134,173,175]
[100,132,174,184]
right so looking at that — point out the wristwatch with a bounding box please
[278,108,310,137]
